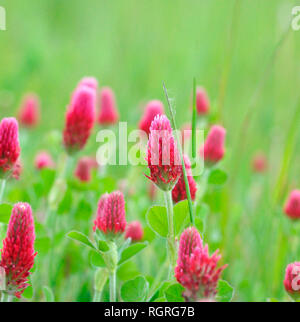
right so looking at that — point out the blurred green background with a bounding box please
[0,0,300,302]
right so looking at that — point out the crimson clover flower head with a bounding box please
[0,117,21,178]
[78,77,98,90]
[125,221,144,242]
[63,85,96,154]
[146,115,181,191]
[200,125,226,165]
[98,87,119,125]
[175,227,227,301]
[283,262,300,300]
[74,156,93,182]
[284,190,300,219]
[93,191,127,237]
[18,93,40,128]
[172,155,197,204]
[252,152,267,173]
[0,203,36,298]
[139,100,165,135]
[196,87,210,115]
[34,151,54,170]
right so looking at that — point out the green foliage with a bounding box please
[121,276,149,302]
[216,280,234,302]
[0,203,12,224]
[146,206,168,238]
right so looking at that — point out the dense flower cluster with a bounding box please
[252,152,267,173]
[283,262,300,300]
[74,156,96,182]
[63,85,96,154]
[139,100,165,135]
[175,227,227,301]
[93,191,127,236]
[125,221,144,241]
[18,94,40,128]
[196,87,210,115]
[34,151,54,170]
[200,125,226,165]
[172,155,197,203]
[146,115,181,191]
[0,118,21,178]
[284,190,300,219]
[98,87,119,125]
[0,203,36,298]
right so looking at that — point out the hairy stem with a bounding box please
[0,179,6,204]
[164,190,176,278]
[109,269,117,302]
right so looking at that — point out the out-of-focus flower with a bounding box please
[125,221,144,241]
[11,158,22,180]
[172,155,197,203]
[34,151,54,170]
[283,262,300,301]
[148,183,157,201]
[63,85,96,154]
[98,87,119,125]
[17,94,40,128]
[200,125,226,165]
[195,87,210,115]
[78,77,98,90]
[175,227,227,301]
[0,118,21,178]
[146,115,181,191]
[139,100,164,135]
[74,157,93,182]
[93,191,127,237]
[252,152,267,173]
[0,203,36,298]
[284,190,300,219]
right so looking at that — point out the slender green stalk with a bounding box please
[272,99,300,205]
[0,179,6,204]
[163,82,195,225]
[93,291,102,302]
[217,0,241,122]
[109,269,117,302]
[192,77,197,159]
[164,191,176,277]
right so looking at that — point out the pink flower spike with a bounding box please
[34,151,54,170]
[284,190,300,220]
[12,158,22,180]
[200,125,226,165]
[63,85,96,154]
[18,94,40,128]
[93,191,127,237]
[252,152,267,173]
[175,227,227,301]
[74,157,93,182]
[0,117,21,178]
[125,221,144,242]
[0,202,37,298]
[196,87,210,115]
[98,87,119,125]
[146,115,181,191]
[139,100,165,135]
[283,262,300,300]
[172,155,197,204]
[78,77,98,90]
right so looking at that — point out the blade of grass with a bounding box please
[163,82,195,225]
[192,77,197,159]
[272,98,300,205]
